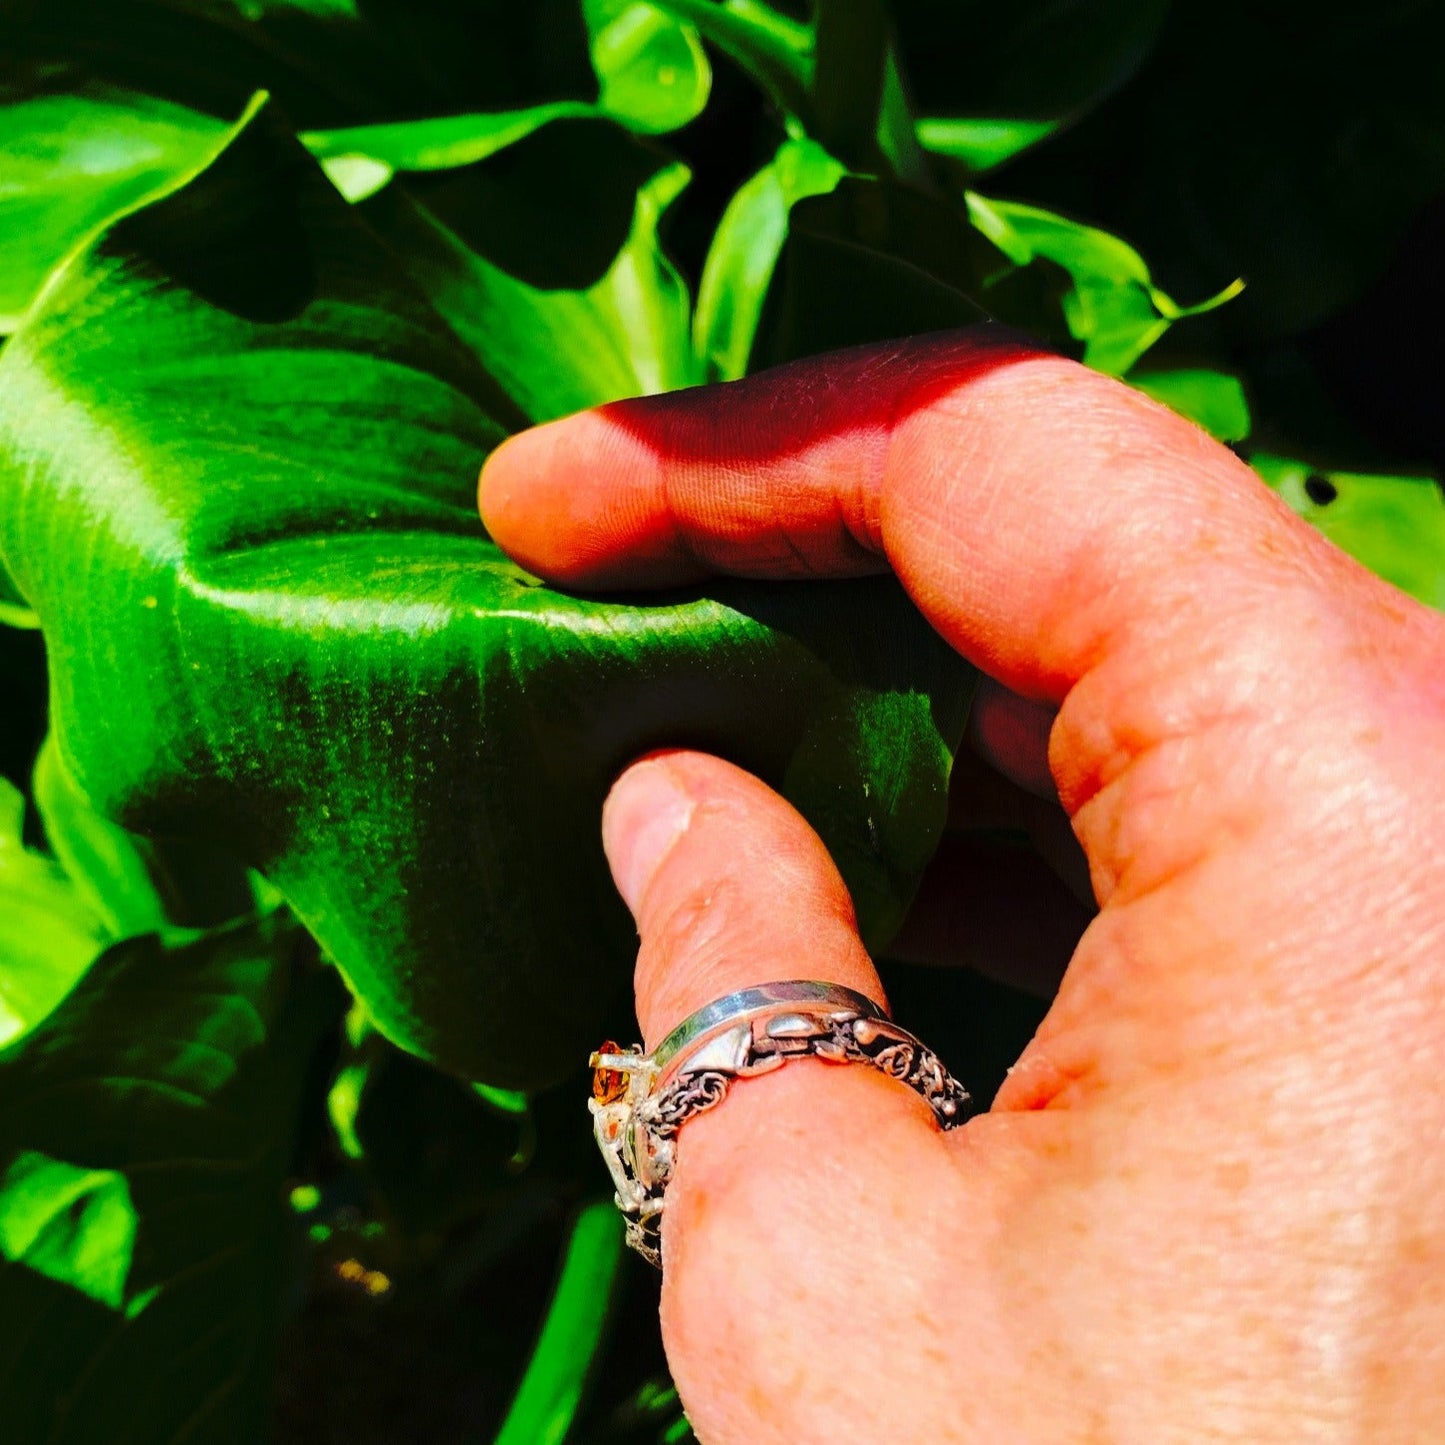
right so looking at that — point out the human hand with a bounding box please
[480,330,1445,1442]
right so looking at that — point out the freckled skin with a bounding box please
[483,332,1445,1443]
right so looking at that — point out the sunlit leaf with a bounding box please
[0,101,974,1086]
[1130,368,1251,443]
[1253,456,1445,611]
[0,87,226,331]
[916,116,1057,174]
[492,1203,624,1445]
[694,137,847,381]
[648,0,813,119]
[964,192,1241,373]
[0,780,107,1049]
[0,912,338,1443]
[302,104,595,186]
[371,152,696,420]
[586,0,712,133]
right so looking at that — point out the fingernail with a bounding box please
[602,758,696,916]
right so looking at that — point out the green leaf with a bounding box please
[586,0,712,134]
[1129,368,1251,443]
[0,912,339,1443]
[648,0,813,120]
[0,100,974,1086]
[694,137,848,381]
[32,734,265,941]
[916,116,1058,175]
[299,0,716,203]
[1253,457,1445,611]
[963,193,1241,373]
[0,87,226,331]
[301,104,597,199]
[492,1203,624,1445]
[369,153,696,421]
[0,780,107,1049]
[0,560,40,629]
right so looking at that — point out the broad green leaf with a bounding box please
[0,780,107,1049]
[964,193,1241,373]
[585,0,712,134]
[1253,457,1445,611]
[371,153,697,420]
[0,912,339,1443]
[916,117,1058,175]
[0,88,226,331]
[694,137,847,381]
[1129,368,1251,443]
[0,102,974,1086]
[492,1203,624,1445]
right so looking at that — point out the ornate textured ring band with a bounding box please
[588,981,972,1267]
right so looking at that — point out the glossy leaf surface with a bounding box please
[0,103,974,1086]
[0,913,337,1443]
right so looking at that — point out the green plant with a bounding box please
[1,2,1441,1439]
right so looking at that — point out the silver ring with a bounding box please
[587,981,971,1266]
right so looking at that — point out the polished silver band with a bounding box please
[588,981,971,1267]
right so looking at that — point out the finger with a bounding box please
[602,750,998,1442]
[966,675,1056,801]
[497,329,1445,1118]
[601,748,883,1047]
[480,327,1380,709]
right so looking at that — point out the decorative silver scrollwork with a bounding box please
[588,984,972,1268]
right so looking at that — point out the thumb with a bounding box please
[600,750,1027,1444]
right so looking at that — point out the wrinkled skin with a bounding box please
[481,329,1445,1443]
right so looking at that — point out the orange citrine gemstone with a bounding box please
[591,1040,629,1105]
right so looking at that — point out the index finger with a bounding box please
[479,327,1350,713]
